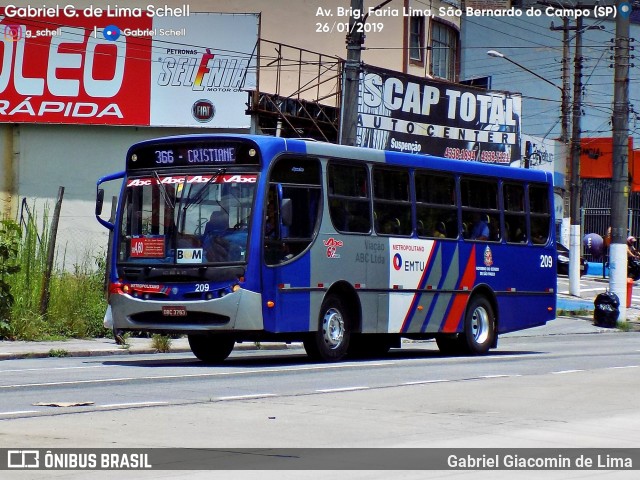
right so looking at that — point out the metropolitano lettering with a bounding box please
[0,25,125,118]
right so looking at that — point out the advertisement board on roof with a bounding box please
[0,9,258,127]
[356,65,522,163]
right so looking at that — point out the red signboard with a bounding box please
[0,9,152,125]
[130,237,165,258]
[580,137,634,179]
[0,10,258,127]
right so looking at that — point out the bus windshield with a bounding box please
[118,173,256,265]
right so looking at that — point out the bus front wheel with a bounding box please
[304,294,351,362]
[188,334,235,363]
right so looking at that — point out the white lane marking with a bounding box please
[479,375,512,379]
[98,401,169,408]
[0,365,113,374]
[0,361,395,390]
[216,394,276,401]
[484,354,530,360]
[606,365,639,370]
[0,410,39,416]
[402,380,449,385]
[551,369,584,374]
[315,386,370,393]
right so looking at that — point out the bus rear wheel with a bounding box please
[188,334,235,363]
[304,294,351,362]
[436,296,495,355]
[461,296,495,355]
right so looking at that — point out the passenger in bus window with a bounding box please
[470,212,489,240]
[434,221,446,238]
[203,210,230,262]
[531,227,547,245]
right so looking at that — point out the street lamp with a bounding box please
[487,50,563,93]
[487,49,581,297]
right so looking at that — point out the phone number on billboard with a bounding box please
[315,22,384,34]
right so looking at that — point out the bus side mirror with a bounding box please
[281,198,292,227]
[96,188,105,216]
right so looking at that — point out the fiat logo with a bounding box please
[192,99,215,123]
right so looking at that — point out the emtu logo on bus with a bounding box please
[393,253,402,271]
[193,48,215,91]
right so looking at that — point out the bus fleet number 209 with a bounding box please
[540,255,553,268]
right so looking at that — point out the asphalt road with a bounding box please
[1,330,639,479]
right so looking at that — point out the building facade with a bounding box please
[0,0,461,266]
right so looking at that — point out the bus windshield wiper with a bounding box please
[153,171,175,210]
[177,168,225,231]
[189,168,226,207]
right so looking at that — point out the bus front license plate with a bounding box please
[162,306,187,317]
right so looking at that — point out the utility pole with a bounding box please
[550,17,573,253]
[609,0,632,321]
[339,0,365,146]
[568,13,584,297]
[550,17,572,145]
[547,2,603,296]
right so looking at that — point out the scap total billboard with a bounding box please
[357,65,522,163]
[0,9,258,127]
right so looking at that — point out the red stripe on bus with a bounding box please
[441,246,477,333]
[400,242,437,333]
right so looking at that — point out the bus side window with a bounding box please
[461,177,499,242]
[415,171,457,239]
[373,167,411,236]
[328,162,371,234]
[265,157,322,265]
[504,183,527,244]
[529,184,551,245]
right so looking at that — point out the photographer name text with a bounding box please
[1,4,190,18]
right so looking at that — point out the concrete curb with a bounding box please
[0,341,302,362]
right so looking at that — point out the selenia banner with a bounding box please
[0,9,258,127]
[357,65,522,164]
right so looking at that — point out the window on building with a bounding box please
[409,16,425,64]
[430,20,458,81]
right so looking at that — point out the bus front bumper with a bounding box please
[108,288,264,333]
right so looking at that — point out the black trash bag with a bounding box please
[593,291,620,328]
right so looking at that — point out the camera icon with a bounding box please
[3,25,23,42]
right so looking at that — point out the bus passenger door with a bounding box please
[261,157,322,333]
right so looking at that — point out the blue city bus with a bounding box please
[96,134,556,362]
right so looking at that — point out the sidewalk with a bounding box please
[0,337,300,361]
[557,273,640,316]
[1,314,636,362]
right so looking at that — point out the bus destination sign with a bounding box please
[154,147,236,165]
[127,141,260,170]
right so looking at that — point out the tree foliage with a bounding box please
[0,219,21,336]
